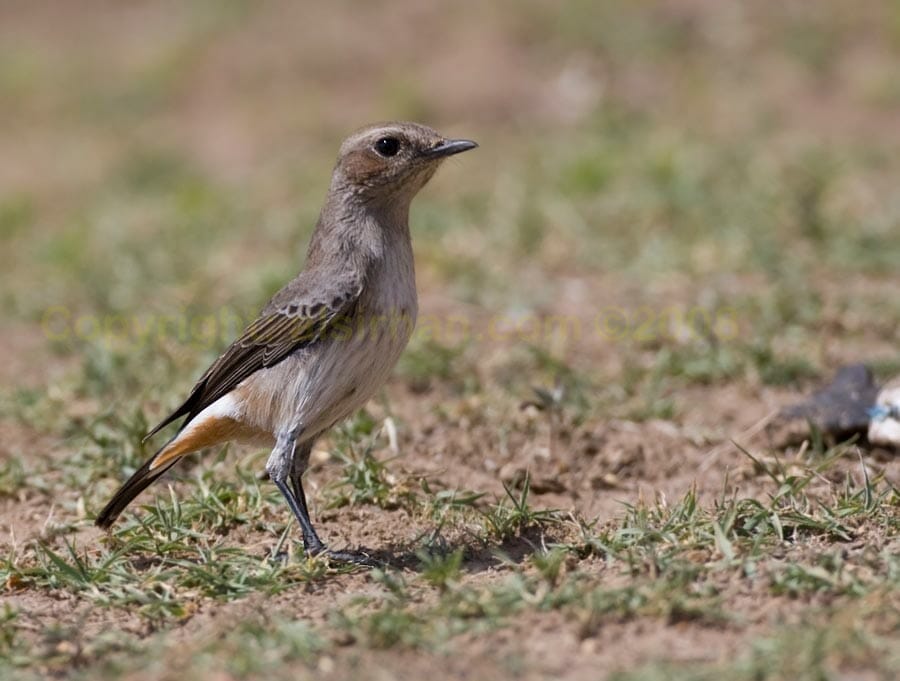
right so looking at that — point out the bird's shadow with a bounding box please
[335,525,563,574]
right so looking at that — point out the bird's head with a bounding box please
[331,122,477,204]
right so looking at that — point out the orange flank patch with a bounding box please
[148,417,264,471]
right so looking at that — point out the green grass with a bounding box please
[3,434,896,678]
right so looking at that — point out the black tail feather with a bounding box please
[94,449,177,529]
[142,380,206,443]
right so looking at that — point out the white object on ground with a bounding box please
[868,377,900,447]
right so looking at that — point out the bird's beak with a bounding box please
[423,139,479,159]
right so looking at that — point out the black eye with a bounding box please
[374,137,400,157]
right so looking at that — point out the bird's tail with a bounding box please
[94,441,182,529]
[95,410,240,528]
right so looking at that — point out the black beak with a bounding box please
[423,139,478,159]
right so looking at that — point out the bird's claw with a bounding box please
[313,547,380,567]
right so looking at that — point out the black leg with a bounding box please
[272,478,326,556]
[286,441,326,556]
[268,431,378,566]
[267,430,325,557]
[288,444,376,565]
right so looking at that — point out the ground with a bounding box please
[1,1,899,679]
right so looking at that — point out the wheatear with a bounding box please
[95,122,477,560]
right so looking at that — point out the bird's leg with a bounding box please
[266,428,325,557]
[287,440,326,556]
[288,439,378,567]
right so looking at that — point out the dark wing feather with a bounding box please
[143,276,360,441]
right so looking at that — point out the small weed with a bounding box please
[418,547,464,593]
[0,458,26,497]
[480,474,562,541]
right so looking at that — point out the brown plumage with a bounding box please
[95,123,477,561]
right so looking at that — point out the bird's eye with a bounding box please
[374,137,400,157]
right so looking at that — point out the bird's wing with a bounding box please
[143,272,362,441]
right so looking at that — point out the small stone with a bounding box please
[530,476,566,494]
[332,630,356,646]
[580,638,598,655]
[312,449,331,464]
[590,473,620,490]
[778,363,878,437]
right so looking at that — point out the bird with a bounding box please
[95,122,477,561]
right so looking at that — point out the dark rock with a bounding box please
[778,363,879,437]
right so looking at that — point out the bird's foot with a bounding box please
[312,547,381,567]
[268,546,378,568]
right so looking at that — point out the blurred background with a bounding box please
[2,3,900,678]
[2,0,900,483]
